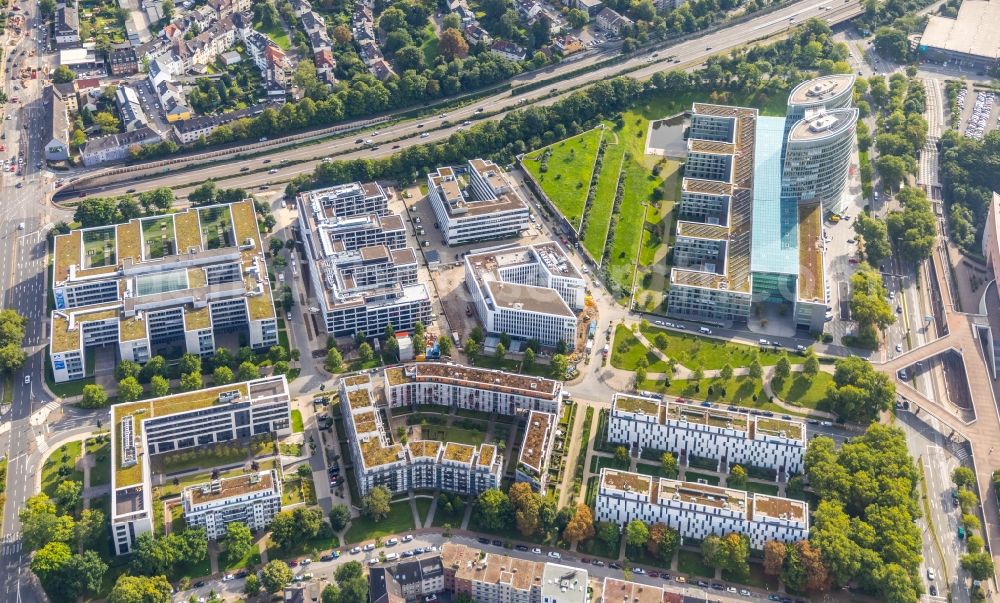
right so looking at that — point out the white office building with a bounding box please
[464,242,583,350]
[296,193,407,252]
[427,159,530,245]
[384,362,564,415]
[340,374,503,496]
[49,200,278,383]
[182,470,283,539]
[110,377,292,555]
[595,469,809,549]
[297,181,389,218]
[607,394,806,475]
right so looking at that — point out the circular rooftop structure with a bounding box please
[787,74,857,113]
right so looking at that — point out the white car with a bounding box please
[23,375,30,384]
[547,551,561,559]
[386,538,399,546]
[222,574,234,582]
[402,535,414,542]
[531,548,542,555]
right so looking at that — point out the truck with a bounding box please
[451,331,461,346]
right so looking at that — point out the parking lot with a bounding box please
[954,83,998,141]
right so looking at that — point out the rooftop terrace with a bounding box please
[613,394,659,417]
[518,410,553,473]
[392,363,560,398]
[185,470,276,506]
[797,201,825,303]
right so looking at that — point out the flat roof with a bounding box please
[185,470,277,506]
[428,160,528,218]
[787,74,856,107]
[612,394,660,416]
[601,469,652,494]
[387,363,561,398]
[750,115,798,276]
[788,108,858,142]
[920,1,1000,60]
[797,201,825,303]
[518,410,553,472]
[487,282,575,317]
[601,578,670,603]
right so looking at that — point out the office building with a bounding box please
[110,377,292,554]
[297,189,407,252]
[918,1,1000,70]
[516,410,558,491]
[427,159,530,245]
[595,468,808,549]
[182,470,282,539]
[298,236,431,337]
[666,74,855,331]
[607,394,806,475]
[385,362,565,415]
[49,200,278,382]
[442,543,589,603]
[298,181,389,219]
[340,374,503,496]
[464,242,583,350]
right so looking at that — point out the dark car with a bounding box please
[609,562,621,570]
[477,538,490,545]
[648,571,659,578]
[930,585,938,596]
[491,540,502,547]
[661,573,671,581]
[697,581,710,588]
[263,159,271,163]
[194,581,205,588]
[711,583,724,590]
[515,545,529,552]
[581,558,590,564]
[235,570,248,579]
[768,596,781,602]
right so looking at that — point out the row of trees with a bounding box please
[941,129,1000,255]
[951,468,995,584]
[0,309,26,373]
[846,263,895,348]
[474,485,597,545]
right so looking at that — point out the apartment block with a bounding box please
[601,577,677,603]
[608,394,806,475]
[384,362,564,415]
[182,469,282,539]
[49,200,278,382]
[427,159,530,245]
[465,242,583,350]
[595,469,808,549]
[340,374,502,496]
[370,557,445,603]
[298,181,389,219]
[110,377,292,555]
[516,410,558,492]
[442,543,588,603]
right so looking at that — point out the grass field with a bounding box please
[659,377,765,408]
[722,563,779,590]
[677,549,715,578]
[87,436,112,487]
[281,474,317,506]
[633,461,678,480]
[522,128,604,230]
[638,324,804,370]
[589,454,630,475]
[683,470,720,486]
[344,502,415,544]
[423,426,485,447]
[420,24,439,64]
[610,325,670,372]
[254,19,291,50]
[743,481,780,495]
[42,440,83,504]
[772,372,833,410]
[582,134,626,260]
[415,497,432,525]
[291,409,304,433]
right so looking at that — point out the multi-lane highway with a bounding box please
[62,0,864,201]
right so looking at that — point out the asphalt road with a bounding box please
[62,0,864,202]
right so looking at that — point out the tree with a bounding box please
[763,540,786,576]
[358,342,374,363]
[495,342,506,360]
[332,24,352,45]
[180,371,202,391]
[615,445,629,464]
[261,560,294,593]
[887,187,938,264]
[238,361,259,381]
[55,480,82,511]
[803,352,820,377]
[720,363,734,380]
[876,155,908,191]
[323,347,344,374]
[748,359,763,380]
[74,507,105,551]
[438,335,452,356]
[509,482,543,537]
[179,352,202,375]
[728,465,747,489]
[145,375,167,398]
[550,354,569,380]
[826,356,895,422]
[874,27,909,62]
[117,359,142,380]
[20,494,73,552]
[783,540,831,593]
[660,452,679,478]
[562,504,595,544]
[39,0,56,15]
[141,355,167,380]
[701,534,725,567]
[329,504,351,531]
[848,264,895,345]
[962,551,995,581]
[567,8,588,27]
[439,28,469,61]
[212,366,234,386]
[31,541,72,585]
[116,375,142,402]
[223,522,253,563]
[59,550,108,600]
[81,384,109,408]
[854,213,892,265]
[953,466,976,488]
[773,355,791,383]
[94,111,121,135]
[52,65,76,84]
[108,574,172,603]
[0,343,25,373]
[625,519,649,549]
[362,485,391,521]
[476,488,512,531]
[244,574,261,596]
[464,338,480,359]
[596,522,620,549]
[523,347,536,371]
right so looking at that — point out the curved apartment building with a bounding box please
[782,108,859,215]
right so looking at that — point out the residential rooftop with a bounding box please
[797,200,825,303]
[518,410,553,473]
[612,394,660,417]
[184,470,277,507]
[386,363,561,399]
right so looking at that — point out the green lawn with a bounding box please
[86,436,112,487]
[422,426,484,447]
[677,549,715,578]
[420,24,439,64]
[607,156,657,298]
[522,128,604,230]
[582,135,626,260]
[344,502,416,544]
[415,497,432,525]
[156,442,249,473]
[269,532,340,560]
[743,481,780,495]
[579,534,619,560]
[610,325,670,372]
[722,562,779,590]
[254,20,291,50]
[683,470,720,486]
[633,461,678,480]
[430,504,464,528]
[291,409,304,433]
[224,548,262,571]
[772,372,833,410]
[589,454,629,475]
[654,377,784,411]
[42,440,84,503]
[638,324,804,370]
[281,474,317,506]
